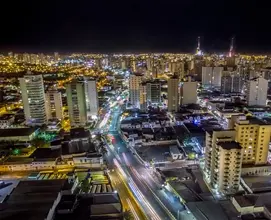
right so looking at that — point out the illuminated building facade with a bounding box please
[246,77,268,106]
[180,77,197,105]
[19,74,47,126]
[167,76,179,112]
[129,73,143,109]
[66,80,87,127]
[204,130,243,194]
[234,117,271,165]
[45,89,63,120]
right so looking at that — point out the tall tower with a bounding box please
[45,88,63,120]
[129,73,143,109]
[196,36,202,56]
[84,78,99,120]
[227,37,236,67]
[19,73,47,126]
[229,37,235,58]
[167,76,179,112]
[66,80,87,127]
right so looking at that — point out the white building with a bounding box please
[213,141,243,194]
[45,89,63,120]
[204,130,243,194]
[180,77,197,105]
[66,80,87,127]
[129,73,143,108]
[167,76,179,112]
[84,78,99,119]
[202,66,223,87]
[246,77,268,106]
[19,74,47,126]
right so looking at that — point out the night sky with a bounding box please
[1,0,271,53]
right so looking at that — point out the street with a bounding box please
[104,105,186,220]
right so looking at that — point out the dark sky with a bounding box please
[1,0,271,53]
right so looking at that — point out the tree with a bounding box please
[123,210,133,220]
[81,179,89,193]
[30,138,47,148]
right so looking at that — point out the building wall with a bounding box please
[221,71,243,94]
[167,78,179,112]
[0,155,103,172]
[235,120,271,165]
[19,74,47,125]
[202,66,223,87]
[204,130,236,178]
[214,145,243,194]
[45,90,63,120]
[180,80,197,105]
[246,77,268,106]
[85,80,99,118]
[146,83,161,104]
[140,84,147,111]
[129,74,142,108]
[66,82,87,127]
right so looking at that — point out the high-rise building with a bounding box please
[146,81,161,104]
[202,66,223,87]
[168,62,177,73]
[131,60,136,72]
[167,76,179,112]
[54,52,60,61]
[45,89,63,120]
[19,74,47,126]
[204,130,243,194]
[66,80,87,127]
[221,71,243,94]
[212,141,243,194]
[193,59,205,81]
[180,77,197,105]
[246,77,268,106]
[23,53,30,63]
[178,62,185,79]
[139,84,147,111]
[129,73,143,109]
[234,117,271,165]
[84,78,99,119]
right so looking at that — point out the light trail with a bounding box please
[113,159,160,220]
[113,158,127,179]
[130,167,176,220]
[126,198,140,220]
[98,112,110,128]
[128,178,161,220]
[122,152,130,166]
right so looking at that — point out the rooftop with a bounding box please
[30,148,61,159]
[54,193,122,220]
[186,201,229,220]
[0,127,38,137]
[0,179,72,220]
[242,176,271,193]
[0,114,14,121]
[233,193,271,208]
[217,141,242,150]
